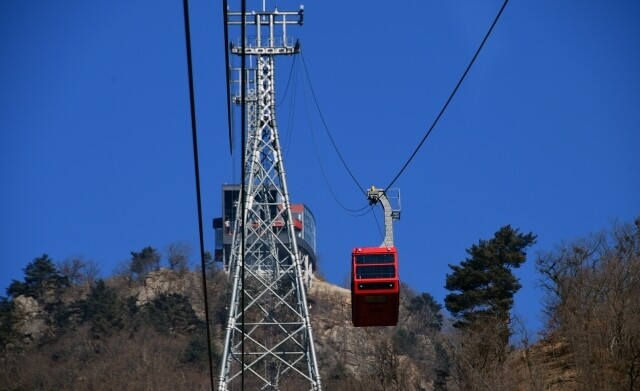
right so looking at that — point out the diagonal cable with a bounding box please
[301,72,371,214]
[181,1,215,389]
[300,51,367,196]
[385,0,510,191]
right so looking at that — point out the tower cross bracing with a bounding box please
[218,3,322,390]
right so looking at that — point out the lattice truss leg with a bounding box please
[218,54,322,391]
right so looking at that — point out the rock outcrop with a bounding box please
[12,295,48,343]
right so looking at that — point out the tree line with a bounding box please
[1,217,638,390]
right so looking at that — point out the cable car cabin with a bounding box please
[351,246,399,327]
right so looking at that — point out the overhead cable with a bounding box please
[384,0,510,191]
[300,52,368,197]
[301,73,371,214]
[239,1,247,388]
[277,55,298,107]
[222,0,233,155]
[181,1,216,390]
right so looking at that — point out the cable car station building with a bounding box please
[213,184,317,276]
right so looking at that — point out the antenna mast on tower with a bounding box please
[218,2,322,390]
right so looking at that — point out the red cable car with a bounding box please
[351,186,401,327]
[351,246,399,327]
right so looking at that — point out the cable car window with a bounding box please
[354,253,395,265]
[356,265,395,279]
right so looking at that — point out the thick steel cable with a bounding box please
[222,0,233,155]
[301,75,371,215]
[277,55,298,107]
[240,1,247,389]
[300,52,367,196]
[181,1,215,389]
[384,0,510,192]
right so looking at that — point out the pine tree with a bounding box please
[80,280,126,338]
[444,225,536,329]
[444,226,536,383]
[6,254,68,303]
[129,246,161,281]
[143,293,203,334]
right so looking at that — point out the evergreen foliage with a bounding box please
[442,226,537,387]
[181,336,210,369]
[79,280,126,338]
[129,246,161,281]
[444,225,536,328]
[143,293,203,334]
[0,296,13,346]
[432,341,451,391]
[2,217,637,391]
[6,254,69,303]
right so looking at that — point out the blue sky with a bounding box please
[1,0,639,338]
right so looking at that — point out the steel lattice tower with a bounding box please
[218,3,322,390]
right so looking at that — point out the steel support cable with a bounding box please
[370,203,387,243]
[282,57,299,159]
[181,1,215,390]
[222,0,233,155]
[384,0,510,193]
[240,0,247,389]
[277,55,298,107]
[301,76,371,215]
[300,51,367,197]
